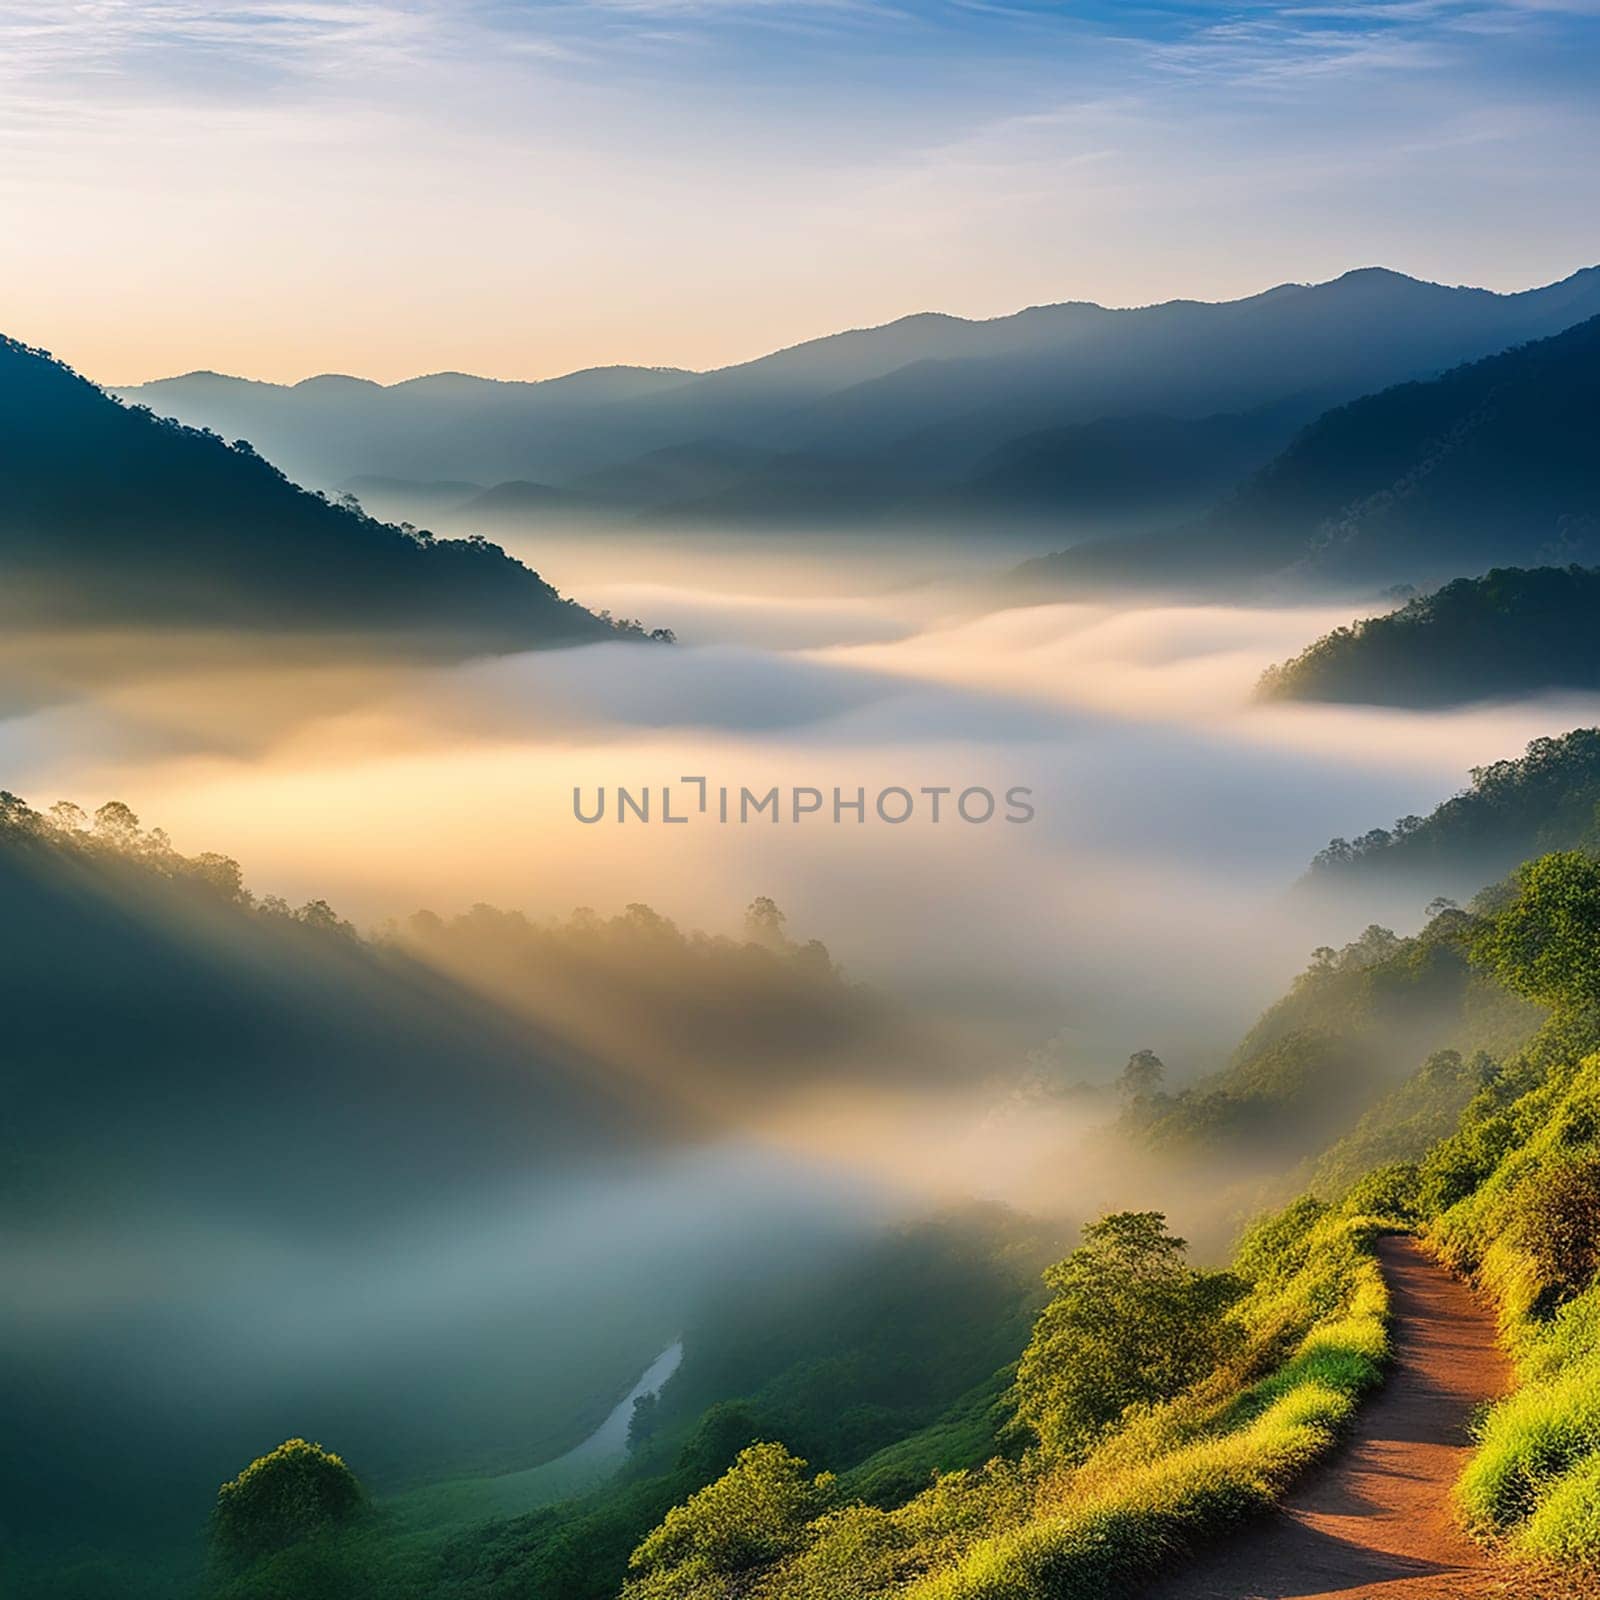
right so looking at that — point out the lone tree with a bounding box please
[1013,1211,1244,1458]
[211,1438,365,1562]
[1118,1049,1166,1099]
[743,896,788,949]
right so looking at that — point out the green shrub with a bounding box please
[1470,853,1600,1011]
[1233,1197,1328,1287]
[1459,1347,1600,1540]
[1341,1163,1422,1222]
[1518,1450,1600,1561]
[1514,1153,1600,1313]
[211,1439,366,1564]
[623,1443,834,1600]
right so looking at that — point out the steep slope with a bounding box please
[0,335,616,645]
[1122,919,1540,1166]
[116,267,1600,521]
[0,798,646,1233]
[1029,312,1600,594]
[0,795,663,1559]
[1303,729,1600,898]
[1260,565,1600,707]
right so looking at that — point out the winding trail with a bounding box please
[1139,1235,1509,1600]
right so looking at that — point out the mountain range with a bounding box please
[1021,310,1600,595]
[116,266,1600,536]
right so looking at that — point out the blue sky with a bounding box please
[3,0,1597,382]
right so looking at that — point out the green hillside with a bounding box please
[1121,917,1540,1164]
[1260,566,1600,707]
[1304,728,1600,895]
[596,852,1600,1600]
[35,821,1600,1600]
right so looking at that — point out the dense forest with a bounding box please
[1302,728,1600,895]
[1259,566,1600,706]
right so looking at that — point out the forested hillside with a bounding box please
[1120,917,1540,1166]
[0,792,642,1228]
[0,336,623,647]
[590,854,1600,1600]
[1260,566,1600,706]
[1303,729,1600,897]
[0,795,927,1593]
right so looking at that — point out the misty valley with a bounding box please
[7,264,1600,1600]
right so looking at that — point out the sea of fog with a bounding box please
[10,530,1600,1074]
[8,529,1600,1574]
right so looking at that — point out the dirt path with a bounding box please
[1139,1234,1509,1600]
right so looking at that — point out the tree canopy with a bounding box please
[1012,1211,1244,1458]
[1471,851,1600,1011]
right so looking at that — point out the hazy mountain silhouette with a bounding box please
[450,479,577,526]
[0,807,648,1239]
[952,405,1303,520]
[121,362,696,488]
[0,335,618,645]
[116,267,1600,530]
[1024,311,1600,594]
[339,474,486,520]
[430,404,1304,536]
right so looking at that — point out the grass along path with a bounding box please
[1137,1235,1507,1600]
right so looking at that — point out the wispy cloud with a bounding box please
[0,1,443,87]
[2,0,1596,383]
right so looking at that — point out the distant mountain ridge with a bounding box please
[1022,309,1600,594]
[115,266,1600,533]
